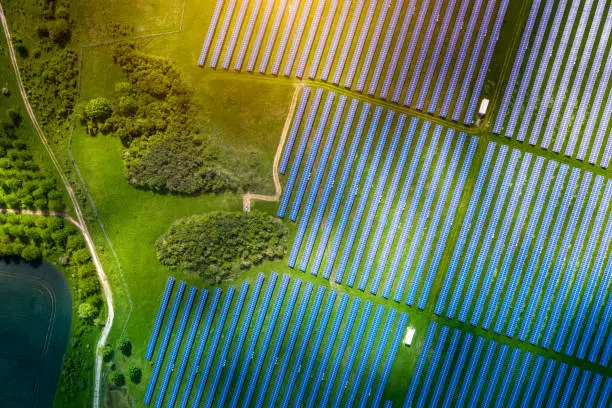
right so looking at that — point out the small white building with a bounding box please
[404,327,416,346]
[479,98,490,117]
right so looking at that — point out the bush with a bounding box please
[109,372,124,387]
[118,339,131,356]
[85,97,112,122]
[128,366,141,383]
[101,345,113,363]
[156,212,288,282]
[48,19,71,46]
[77,302,98,321]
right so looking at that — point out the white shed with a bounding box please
[404,327,416,346]
[479,98,490,117]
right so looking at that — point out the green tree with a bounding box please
[85,97,112,122]
[7,109,22,127]
[21,245,42,262]
[128,366,141,383]
[101,344,113,363]
[77,302,98,321]
[48,19,71,46]
[118,339,131,356]
[110,372,125,387]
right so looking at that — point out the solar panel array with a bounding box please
[278,87,477,306]
[495,0,612,168]
[405,321,612,408]
[434,145,612,367]
[143,273,409,407]
[198,0,509,122]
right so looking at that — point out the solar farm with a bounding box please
[142,0,612,406]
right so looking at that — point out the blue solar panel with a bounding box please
[246,0,275,72]
[435,142,494,315]
[493,0,543,134]
[370,312,408,408]
[155,286,197,408]
[267,284,320,406]
[375,0,414,98]
[585,374,603,408]
[361,117,417,289]
[301,0,338,79]
[539,0,596,149]
[370,119,427,294]
[145,281,186,405]
[403,321,437,406]
[293,0,326,78]
[289,92,335,221]
[319,298,362,407]
[331,0,366,85]
[356,309,396,408]
[405,130,465,305]
[439,0,487,118]
[495,160,556,334]
[332,303,376,408]
[471,153,535,327]
[456,149,519,322]
[289,96,346,266]
[415,325,449,408]
[146,277,175,360]
[491,346,518,408]
[600,377,612,408]
[190,285,237,407]
[539,175,602,348]
[588,275,612,363]
[440,333,472,407]
[166,289,208,408]
[319,0,353,81]
[350,114,406,288]
[387,0,431,103]
[429,328,461,407]
[282,0,315,76]
[507,165,574,338]
[208,0,237,68]
[222,0,249,69]
[277,88,322,218]
[312,103,370,277]
[252,279,302,407]
[179,287,221,408]
[215,274,264,406]
[455,335,485,407]
[572,370,592,408]
[463,0,510,123]
[279,87,311,175]
[323,106,382,280]
[506,351,531,408]
[366,0,404,95]
[287,290,337,408]
[397,127,453,303]
[344,0,379,89]
[300,99,358,270]
[427,0,470,113]
[306,293,349,407]
[558,366,580,407]
[219,273,277,406]
[337,110,394,285]
[467,339,497,407]
[259,0,290,73]
[522,355,544,406]
[555,181,612,353]
[546,363,568,407]
[355,0,392,92]
[526,0,586,146]
[382,122,438,298]
[532,359,556,407]
[513,0,571,142]
[238,274,290,406]
[403,0,445,106]
[198,0,224,66]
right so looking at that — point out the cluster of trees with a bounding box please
[156,211,288,282]
[16,0,78,131]
[101,338,141,386]
[76,44,270,195]
[0,112,64,211]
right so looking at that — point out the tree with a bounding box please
[48,19,71,46]
[77,302,98,321]
[101,345,113,363]
[7,109,22,127]
[118,339,131,356]
[21,245,42,262]
[128,366,141,383]
[110,372,125,387]
[85,98,112,122]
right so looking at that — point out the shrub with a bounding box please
[118,338,131,356]
[109,372,124,387]
[77,302,98,321]
[101,345,113,363]
[128,366,141,383]
[48,19,71,46]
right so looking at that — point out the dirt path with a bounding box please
[0,5,113,408]
[243,83,304,212]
